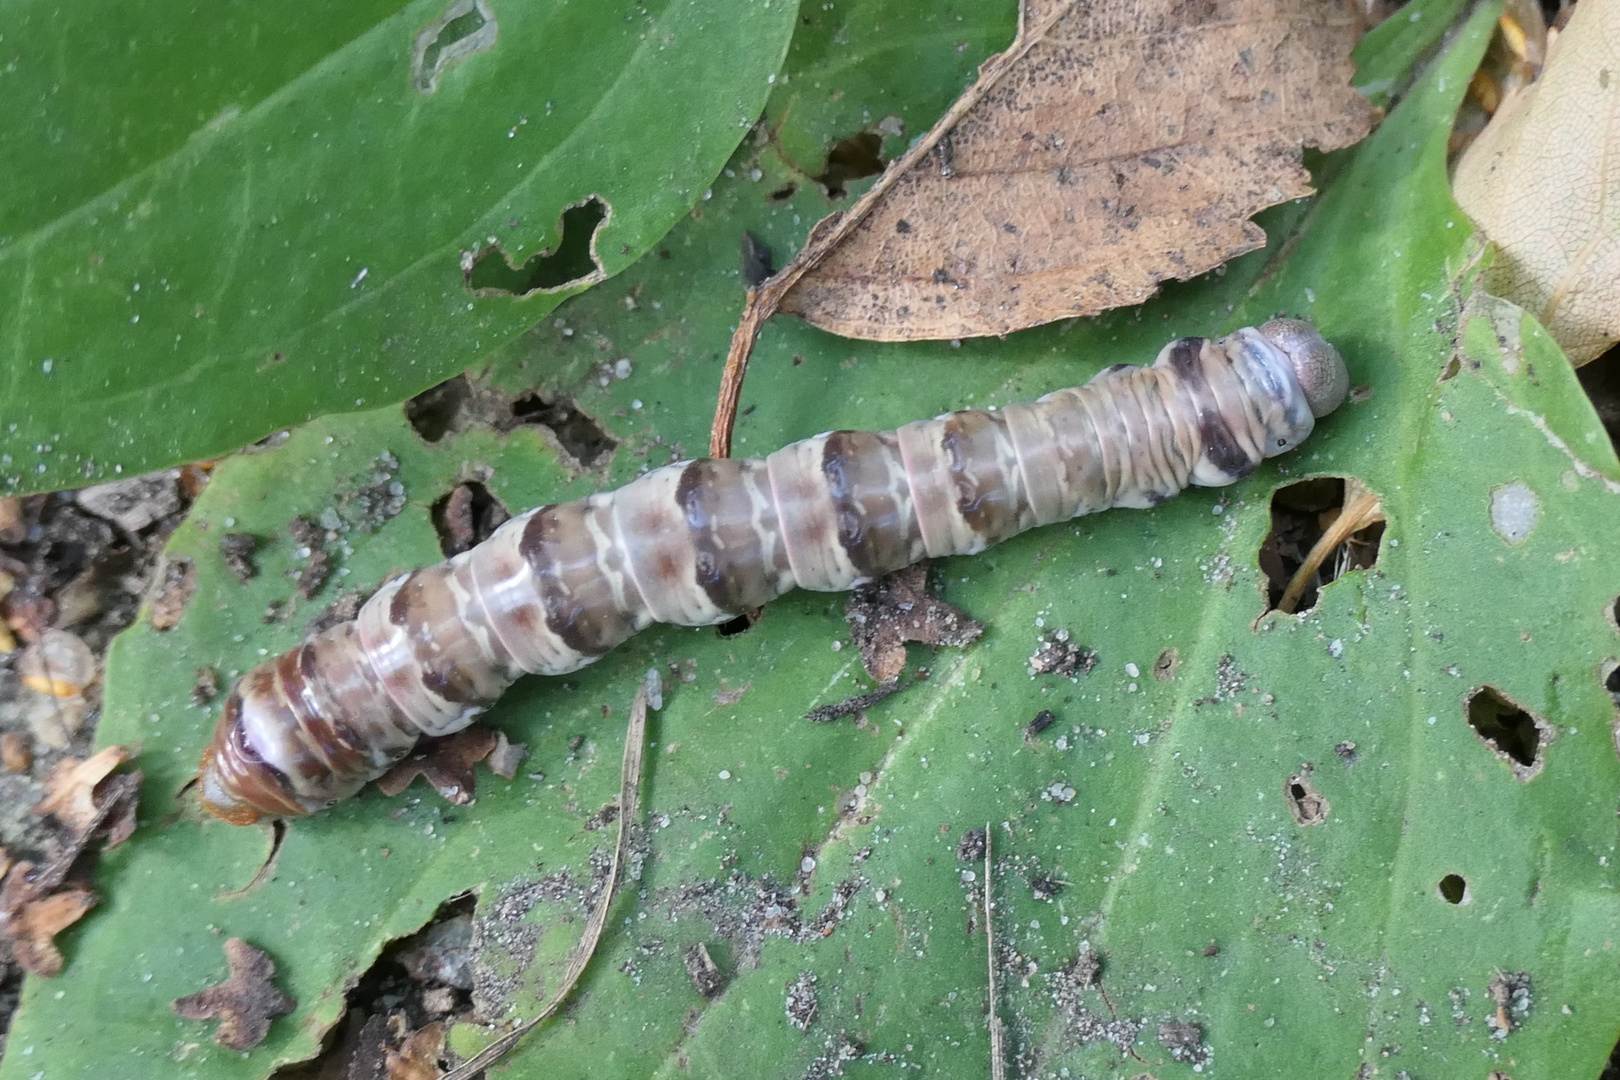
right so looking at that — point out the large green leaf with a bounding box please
[9,2,1620,1078]
[0,0,796,495]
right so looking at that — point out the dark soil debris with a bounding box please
[171,937,296,1051]
[786,970,819,1032]
[305,588,367,636]
[1028,628,1095,678]
[287,516,333,600]
[148,558,196,630]
[1024,709,1056,740]
[956,828,987,863]
[1158,1019,1209,1066]
[191,665,221,708]
[804,680,902,723]
[1487,970,1532,1040]
[843,563,982,683]
[802,1031,864,1080]
[218,532,259,583]
[684,942,725,997]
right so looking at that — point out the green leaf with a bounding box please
[0,0,796,495]
[10,3,1620,1079]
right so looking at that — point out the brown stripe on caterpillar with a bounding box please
[198,319,1349,824]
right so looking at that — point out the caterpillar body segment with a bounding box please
[199,319,1347,823]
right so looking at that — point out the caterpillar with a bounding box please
[199,319,1348,823]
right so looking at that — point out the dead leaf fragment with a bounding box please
[376,727,499,803]
[172,937,297,1051]
[34,746,131,833]
[1454,0,1620,365]
[0,879,96,977]
[386,1021,448,1080]
[844,564,984,682]
[779,0,1375,340]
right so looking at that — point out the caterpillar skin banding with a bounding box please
[199,319,1348,824]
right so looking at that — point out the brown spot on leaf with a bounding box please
[376,727,499,804]
[191,665,221,708]
[219,532,259,583]
[172,938,297,1051]
[148,557,196,630]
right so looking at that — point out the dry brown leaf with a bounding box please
[171,937,297,1050]
[376,727,499,803]
[779,0,1375,340]
[1454,0,1620,365]
[34,746,132,833]
[1,880,96,977]
[843,564,984,683]
[386,1021,448,1080]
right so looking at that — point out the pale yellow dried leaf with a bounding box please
[780,0,1374,341]
[1454,0,1620,366]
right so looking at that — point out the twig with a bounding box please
[440,670,657,1080]
[706,1,1076,458]
[986,821,1005,1080]
[1277,491,1384,614]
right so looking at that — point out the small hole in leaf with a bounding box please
[1605,661,1620,699]
[767,182,798,202]
[1258,478,1385,616]
[740,231,775,288]
[467,197,608,297]
[1282,769,1328,826]
[511,392,617,467]
[413,0,497,94]
[1576,340,1620,456]
[405,375,474,443]
[815,132,884,199]
[430,480,510,556]
[716,611,759,638]
[1465,684,1550,778]
[1437,873,1468,904]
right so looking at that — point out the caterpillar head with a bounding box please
[1258,319,1348,419]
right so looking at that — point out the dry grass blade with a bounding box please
[438,670,656,1080]
[710,0,1374,455]
[1454,0,1620,366]
[1277,483,1385,614]
[985,822,1005,1080]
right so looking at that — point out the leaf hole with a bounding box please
[815,132,885,200]
[1437,873,1469,905]
[716,610,759,638]
[767,182,799,202]
[1465,684,1551,779]
[1257,477,1385,616]
[510,392,617,467]
[1575,340,1620,457]
[430,479,510,557]
[412,0,497,95]
[405,374,475,443]
[1282,767,1329,826]
[292,892,476,1074]
[466,197,608,297]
